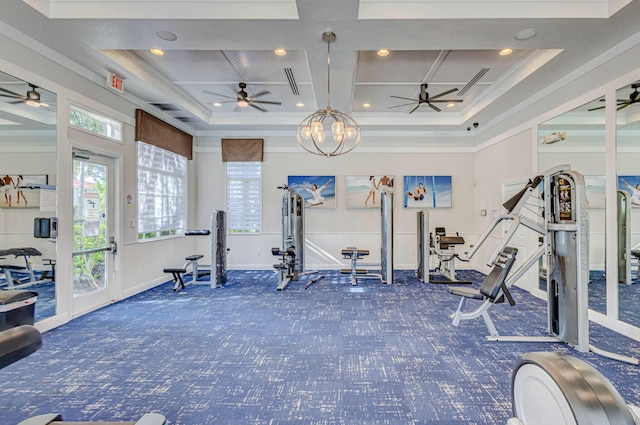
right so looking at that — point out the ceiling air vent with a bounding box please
[458,68,490,96]
[175,117,199,123]
[150,103,181,111]
[285,68,299,96]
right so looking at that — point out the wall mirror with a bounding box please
[537,97,606,316]
[616,80,640,329]
[0,70,57,322]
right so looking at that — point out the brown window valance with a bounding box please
[221,138,264,162]
[135,109,193,159]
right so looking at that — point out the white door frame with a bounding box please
[70,144,122,318]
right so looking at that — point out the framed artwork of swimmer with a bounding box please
[403,175,452,208]
[0,174,48,209]
[345,175,394,209]
[287,175,336,209]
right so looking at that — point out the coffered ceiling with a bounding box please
[1,0,639,138]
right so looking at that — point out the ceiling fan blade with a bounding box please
[250,90,271,98]
[9,100,25,104]
[408,104,421,114]
[249,102,267,112]
[388,102,417,109]
[203,90,237,100]
[428,88,459,100]
[429,99,463,103]
[249,100,282,105]
[617,104,631,111]
[587,105,606,111]
[391,95,419,102]
[0,87,24,98]
[428,103,442,112]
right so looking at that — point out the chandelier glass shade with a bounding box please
[296,32,361,157]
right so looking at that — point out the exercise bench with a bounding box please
[448,246,518,338]
[341,247,375,286]
[164,253,206,292]
[0,248,53,289]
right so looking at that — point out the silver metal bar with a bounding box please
[72,246,112,257]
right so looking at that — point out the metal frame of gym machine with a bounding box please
[342,191,394,285]
[210,210,228,288]
[416,211,470,284]
[273,185,317,290]
[453,165,638,365]
[617,190,636,285]
[183,210,227,289]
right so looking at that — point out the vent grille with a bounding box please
[175,117,199,123]
[150,102,181,111]
[458,68,490,96]
[285,68,299,96]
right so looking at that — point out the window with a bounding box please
[226,162,262,233]
[137,141,187,240]
[70,104,123,141]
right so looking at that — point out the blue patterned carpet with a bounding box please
[588,270,640,328]
[1,272,56,322]
[1,269,639,424]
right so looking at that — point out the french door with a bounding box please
[72,153,117,316]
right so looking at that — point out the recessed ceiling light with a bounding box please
[156,30,177,42]
[363,103,371,108]
[377,49,390,57]
[515,28,537,41]
[150,48,165,56]
[447,102,455,108]
[296,102,304,107]
[500,48,513,56]
[274,48,287,56]
[213,102,222,107]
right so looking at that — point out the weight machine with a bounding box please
[341,191,394,285]
[449,165,638,365]
[272,185,305,290]
[617,190,637,284]
[164,210,228,291]
[416,210,470,284]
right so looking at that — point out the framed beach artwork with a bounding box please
[403,175,452,208]
[618,175,640,207]
[345,175,394,209]
[0,174,48,209]
[287,175,336,208]
[584,176,606,208]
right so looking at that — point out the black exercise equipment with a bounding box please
[272,245,298,291]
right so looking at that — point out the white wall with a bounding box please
[194,141,476,271]
[472,130,535,286]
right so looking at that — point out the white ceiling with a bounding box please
[1,0,639,138]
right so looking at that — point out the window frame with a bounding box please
[226,161,262,234]
[69,104,123,142]
[136,141,188,242]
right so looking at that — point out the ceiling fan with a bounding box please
[389,83,463,113]
[0,83,51,108]
[588,82,640,111]
[205,82,282,112]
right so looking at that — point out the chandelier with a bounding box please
[296,32,361,157]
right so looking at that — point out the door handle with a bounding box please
[109,236,118,255]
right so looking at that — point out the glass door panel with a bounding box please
[72,156,115,315]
